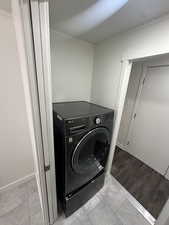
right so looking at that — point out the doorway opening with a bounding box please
[47,1,169,224]
[112,54,169,221]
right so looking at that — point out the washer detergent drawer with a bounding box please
[63,172,105,217]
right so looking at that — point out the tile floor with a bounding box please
[54,176,155,225]
[0,175,155,225]
[0,177,43,225]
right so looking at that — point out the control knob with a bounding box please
[95,117,101,125]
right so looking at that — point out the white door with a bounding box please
[118,62,143,147]
[128,57,169,176]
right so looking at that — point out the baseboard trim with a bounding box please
[165,174,169,181]
[117,142,128,151]
[0,173,35,193]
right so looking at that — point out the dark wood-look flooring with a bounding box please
[111,147,169,219]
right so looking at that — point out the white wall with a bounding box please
[50,30,94,102]
[90,15,169,225]
[91,14,169,110]
[118,62,143,147]
[0,10,34,188]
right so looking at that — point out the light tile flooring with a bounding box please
[0,178,43,225]
[55,176,156,225]
[0,175,156,225]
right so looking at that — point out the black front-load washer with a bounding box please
[53,101,114,216]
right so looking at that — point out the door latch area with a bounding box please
[44,164,50,172]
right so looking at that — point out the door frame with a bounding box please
[12,0,57,224]
[124,64,148,148]
[121,57,169,178]
[106,53,169,225]
[30,0,57,223]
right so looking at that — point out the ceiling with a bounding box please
[49,0,169,43]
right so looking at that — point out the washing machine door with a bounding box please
[72,127,110,175]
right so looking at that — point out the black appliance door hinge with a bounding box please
[44,164,50,172]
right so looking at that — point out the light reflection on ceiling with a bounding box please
[56,0,128,35]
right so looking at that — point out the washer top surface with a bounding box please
[53,101,113,119]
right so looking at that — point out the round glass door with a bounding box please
[72,127,110,174]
